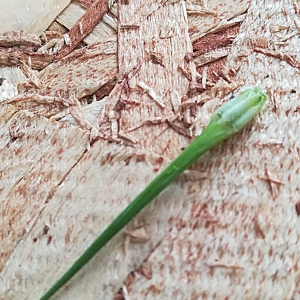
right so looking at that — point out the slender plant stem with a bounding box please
[40,87,267,300]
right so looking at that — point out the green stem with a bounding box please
[40,87,267,300]
[40,124,227,300]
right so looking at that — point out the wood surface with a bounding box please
[2,0,300,299]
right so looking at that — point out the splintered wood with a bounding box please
[89,0,200,155]
[0,31,53,70]
[1,36,118,121]
[0,110,89,271]
[55,0,110,60]
[57,1,118,45]
[7,0,300,300]
[0,50,54,70]
[188,0,250,42]
[120,1,300,299]
[254,47,300,69]
[1,0,196,298]
[0,30,40,49]
[192,24,241,86]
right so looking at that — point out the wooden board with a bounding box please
[2,0,300,299]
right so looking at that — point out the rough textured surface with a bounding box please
[121,1,300,299]
[0,49,54,70]
[2,0,300,300]
[55,0,109,60]
[57,1,117,45]
[3,37,118,118]
[1,0,194,299]
[0,30,40,48]
[188,0,250,42]
[38,36,117,98]
[0,109,89,271]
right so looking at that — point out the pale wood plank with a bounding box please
[2,0,300,299]
[1,0,195,299]
[0,0,71,35]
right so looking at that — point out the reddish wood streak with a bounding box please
[153,157,164,172]
[0,49,54,70]
[295,201,300,217]
[55,0,109,61]
[43,224,50,235]
[193,24,240,54]
[47,235,53,245]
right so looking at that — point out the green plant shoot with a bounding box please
[40,87,267,300]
